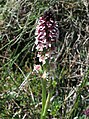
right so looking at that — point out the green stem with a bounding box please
[41,78,46,117]
[43,91,51,117]
[41,90,51,119]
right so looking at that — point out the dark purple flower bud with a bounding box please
[35,8,59,65]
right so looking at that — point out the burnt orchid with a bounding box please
[35,8,59,65]
[35,8,59,119]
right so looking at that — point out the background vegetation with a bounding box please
[0,0,89,119]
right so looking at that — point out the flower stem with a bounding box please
[41,84,51,119]
[41,78,46,118]
[42,91,51,119]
